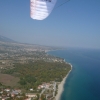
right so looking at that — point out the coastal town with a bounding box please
[0,81,59,100]
[0,41,71,100]
[0,41,64,68]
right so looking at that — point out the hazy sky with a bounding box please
[0,0,100,49]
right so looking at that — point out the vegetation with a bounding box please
[1,60,71,90]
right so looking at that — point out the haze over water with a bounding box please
[49,48,100,100]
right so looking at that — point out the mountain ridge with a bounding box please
[0,35,15,43]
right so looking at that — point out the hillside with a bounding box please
[0,35,15,42]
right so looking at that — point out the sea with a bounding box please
[48,48,100,100]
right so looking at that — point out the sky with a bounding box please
[0,0,100,49]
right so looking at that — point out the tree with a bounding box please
[41,94,46,100]
[0,82,2,86]
[19,79,27,85]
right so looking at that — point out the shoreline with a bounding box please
[55,63,72,100]
[47,50,72,100]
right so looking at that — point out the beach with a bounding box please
[55,63,72,100]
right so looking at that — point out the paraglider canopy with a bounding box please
[30,0,57,20]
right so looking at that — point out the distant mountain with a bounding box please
[0,35,15,43]
[0,35,62,50]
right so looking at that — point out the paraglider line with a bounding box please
[54,0,70,10]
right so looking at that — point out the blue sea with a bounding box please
[48,48,100,100]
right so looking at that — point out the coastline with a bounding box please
[47,50,72,100]
[55,63,72,100]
